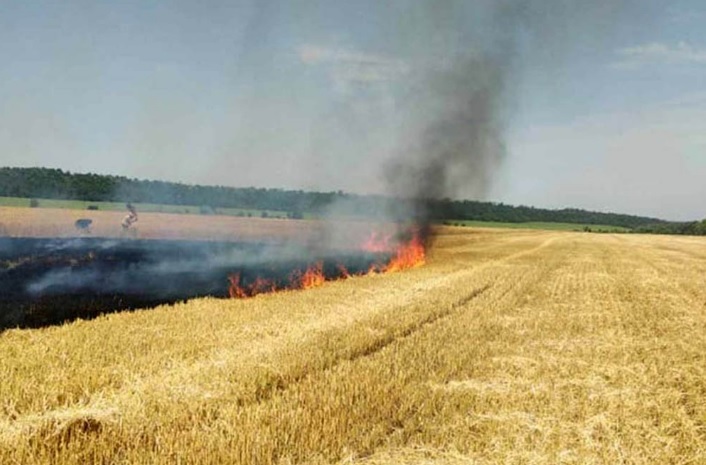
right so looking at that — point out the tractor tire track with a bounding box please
[247,284,491,406]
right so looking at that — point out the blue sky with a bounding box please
[0,0,704,220]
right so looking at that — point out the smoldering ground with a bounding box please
[0,237,391,330]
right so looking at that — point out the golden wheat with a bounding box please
[1,228,705,464]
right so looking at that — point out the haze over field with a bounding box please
[1,1,705,220]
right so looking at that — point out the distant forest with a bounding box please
[1,167,703,234]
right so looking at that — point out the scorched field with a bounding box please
[1,226,706,464]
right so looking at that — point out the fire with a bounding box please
[228,229,426,299]
[337,264,350,278]
[227,273,247,298]
[291,261,326,289]
[383,234,426,272]
[362,229,426,273]
[227,273,276,298]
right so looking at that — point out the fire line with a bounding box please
[228,231,426,299]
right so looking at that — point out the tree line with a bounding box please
[1,167,698,233]
[633,220,706,236]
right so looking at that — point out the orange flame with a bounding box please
[384,234,426,272]
[228,229,426,299]
[228,273,277,298]
[290,261,326,289]
[361,229,426,274]
[227,273,248,298]
[337,264,350,279]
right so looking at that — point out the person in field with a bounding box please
[74,218,92,233]
[121,203,138,231]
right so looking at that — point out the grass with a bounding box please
[0,196,288,219]
[442,219,631,232]
[1,228,705,463]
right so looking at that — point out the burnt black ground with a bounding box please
[0,238,389,330]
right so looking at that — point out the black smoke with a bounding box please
[381,0,651,240]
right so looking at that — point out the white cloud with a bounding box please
[296,44,408,91]
[615,41,706,68]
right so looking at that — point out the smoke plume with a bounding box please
[379,0,646,234]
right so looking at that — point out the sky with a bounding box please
[0,0,704,221]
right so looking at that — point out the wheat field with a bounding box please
[1,227,705,464]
